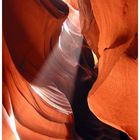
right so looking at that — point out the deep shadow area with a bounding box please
[71,44,130,140]
[40,0,69,18]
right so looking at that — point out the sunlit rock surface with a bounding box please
[79,0,137,139]
[3,0,74,139]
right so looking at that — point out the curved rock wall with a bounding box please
[2,0,138,139]
[79,0,138,139]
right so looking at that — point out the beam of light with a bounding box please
[3,106,20,140]
[31,9,83,115]
[92,51,98,67]
[9,113,20,140]
[9,98,20,140]
[31,85,72,114]
[62,0,79,10]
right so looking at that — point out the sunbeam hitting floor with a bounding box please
[31,9,83,115]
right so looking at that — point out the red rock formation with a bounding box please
[3,0,68,81]
[79,0,138,139]
[3,34,74,139]
[3,0,138,139]
[3,0,74,139]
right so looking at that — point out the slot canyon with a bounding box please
[2,0,138,140]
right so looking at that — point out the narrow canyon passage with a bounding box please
[2,0,137,140]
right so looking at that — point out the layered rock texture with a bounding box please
[2,0,137,140]
[78,0,138,139]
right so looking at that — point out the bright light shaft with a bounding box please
[31,16,83,115]
[3,106,20,140]
[9,113,20,140]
